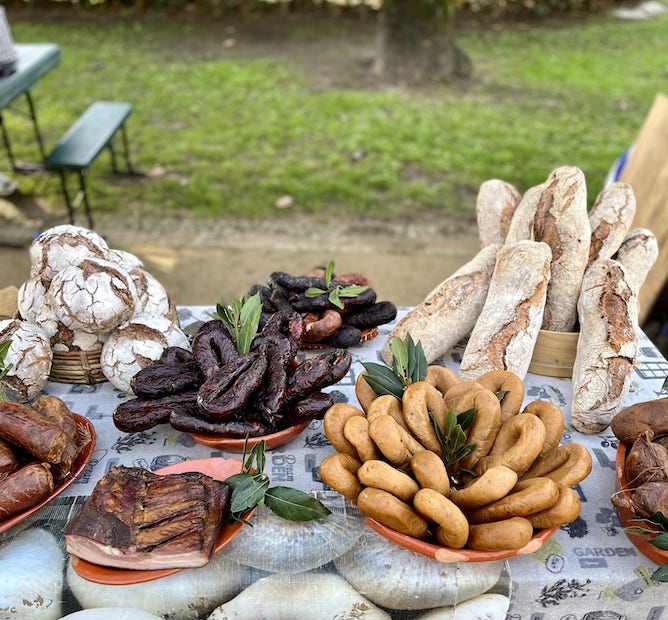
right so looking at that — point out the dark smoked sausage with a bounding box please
[0,462,54,520]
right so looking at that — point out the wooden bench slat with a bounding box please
[45,101,132,171]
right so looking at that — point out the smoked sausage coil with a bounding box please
[0,462,54,520]
[0,401,72,467]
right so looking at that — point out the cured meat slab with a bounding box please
[65,466,231,570]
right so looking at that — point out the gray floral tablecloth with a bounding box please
[1,306,666,620]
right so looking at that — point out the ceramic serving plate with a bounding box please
[69,457,253,585]
[190,420,310,453]
[0,414,96,535]
[615,444,668,566]
[365,518,558,563]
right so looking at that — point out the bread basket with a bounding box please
[528,329,579,378]
[49,348,107,385]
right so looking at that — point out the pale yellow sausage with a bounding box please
[343,415,380,462]
[468,477,560,524]
[355,371,378,413]
[368,413,414,469]
[319,453,363,503]
[476,413,546,476]
[527,485,581,529]
[413,488,469,549]
[467,517,534,551]
[455,387,502,471]
[475,369,525,421]
[450,465,518,511]
[425,365,459,396]
[521,443,592,487]
[323,403,365,459]
[522,400,565,455]
[443,381,484,410]
[358,460,420,503]
[410,450,450,496]
[402,382,447,454]
[366,393,407,430]
[357,487,429,538]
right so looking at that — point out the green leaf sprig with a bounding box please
[215,293,263,355]
[360,333,477,480]
[430,406,477,481]
[361,334,427,400]
[0,340,13,401]
[624,511,668,582]
[304,260,368,310]
[225,439,331,523]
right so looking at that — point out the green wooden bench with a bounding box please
[45,100,134,229]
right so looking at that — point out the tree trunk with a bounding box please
[374,0,471,84]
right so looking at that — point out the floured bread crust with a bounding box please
[571,258,638,434]
[380,244,501,365]
[459,240,552,381]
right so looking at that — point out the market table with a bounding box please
[1,306,666,619]
[0,42,60,172]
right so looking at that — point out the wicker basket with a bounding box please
[49,348,107,385]
[528,329,579,378]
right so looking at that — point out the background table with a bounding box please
[1,306,666,619]
[0,42,60,172]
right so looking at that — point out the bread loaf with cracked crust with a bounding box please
[475,179,521,248]
[459,240,552,381]
[587,182,636,267]
[533,166,590,332]
[380,244,501,365]
[504,182,545,244]
[571,258,638,434]
[613,227,659,295]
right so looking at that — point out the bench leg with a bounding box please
[77,169,95,230]
[107,123,135,175]
[57,170,76,225]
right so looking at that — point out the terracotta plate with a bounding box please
[615,444,668,566]
[69,457,252,585]
[365,517,558,563]
[190,420,310,453]
[0,414,96,535]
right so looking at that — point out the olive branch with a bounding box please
[304,260,368,310]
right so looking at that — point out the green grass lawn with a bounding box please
[4,8,666,223]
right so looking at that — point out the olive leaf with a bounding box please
[215,293,262,355]
[625,511,668,582]
[362,333,428,401]
[304,260,368,310]
[430,406,477,481]
[0,340,13,401]
[227,439,331,523]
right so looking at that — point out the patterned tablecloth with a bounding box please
[1,306,666,620]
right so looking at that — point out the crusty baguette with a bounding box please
[380,244,501,365]
[458,240,552,381]
[587,182,636,267]
[476,179,521,248]
[571,258,638,434]
[613,227,659,295]
[504,182,545,243]
[533,166,590,332]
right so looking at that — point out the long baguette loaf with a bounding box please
[504,183,545,243]
[476,179,521,248]
[613,227,659,295]
[587,182,636,267]
[380,244,501,365]
[459,240,552,381]
[533,166,590,332]
[571,258,638,434]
